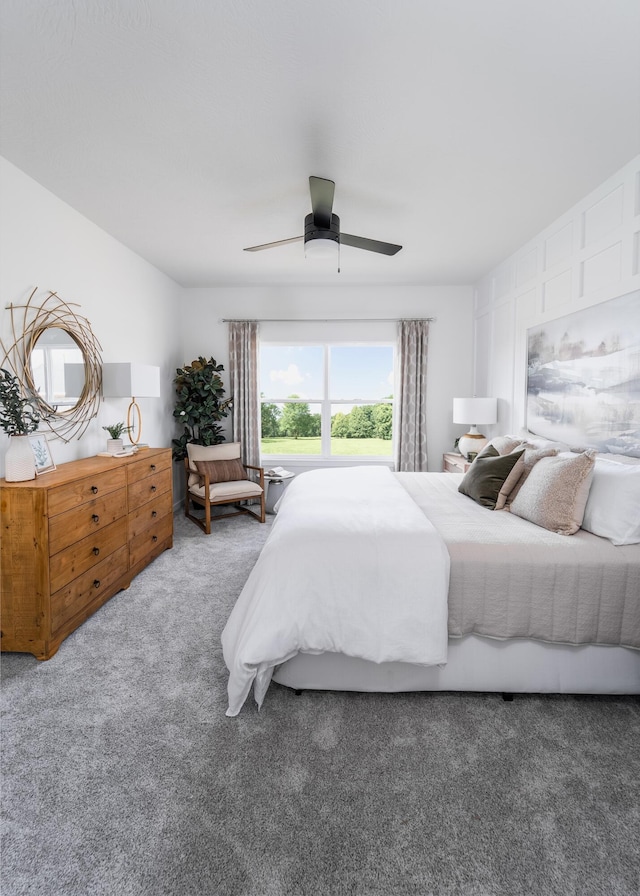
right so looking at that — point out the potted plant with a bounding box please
[102,422,132,454]
[172,357,232,462]
[0,367,40,481]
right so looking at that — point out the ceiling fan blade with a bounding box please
[340,233,402,256]
[244,236,303,252]
[309,176,335,229]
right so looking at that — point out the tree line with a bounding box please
[261,395,393,440]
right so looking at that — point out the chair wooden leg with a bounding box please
[204,498,211,535]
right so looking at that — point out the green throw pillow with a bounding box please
[458,448,525,510]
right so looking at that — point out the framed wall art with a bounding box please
[526,290,640,457]
[28,433,56,474]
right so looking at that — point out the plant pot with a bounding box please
[5,434,36,482]
[107,438,124,455]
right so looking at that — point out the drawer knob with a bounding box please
[93,579,101,589]
[151,510,157,518]
[152,535,158,543]
[92,514,100,523]
[150,464,156,471]
[93,547,100,556]
[151,485,157,492]
[91,485,99,494]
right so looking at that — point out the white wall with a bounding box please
[0,157,183,481]
[473,155,640,437]
[180,285,474,472]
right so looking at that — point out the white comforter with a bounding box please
[222,466,450,715]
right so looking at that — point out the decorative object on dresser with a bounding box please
[102,421,132,454]
[0,367,41,482]
[102,363,161,448]
[27,432,56,474]
[442,452,471,474]
[1,288,103,442]
[452,397,498,460]
[0,448,173,660]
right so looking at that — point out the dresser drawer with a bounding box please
[50,544,128,634]
[129,512,173,569]
[48,469,126,517]
[128,490,173,540]
[128,467,171,509]
[49,517,128,594]
[127,452,172,484]
[49,489,127,556]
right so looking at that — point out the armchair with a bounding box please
[184,442,265,534]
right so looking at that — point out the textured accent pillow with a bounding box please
[493,454,527,510]
[581,458,640,545]
[477,436,524,459]
[510,451,596,535]
[195,458,247,484]
[500,444,559,509]
[458,448,525,509]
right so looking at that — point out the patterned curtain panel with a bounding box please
[228,321,260,468]
[395,319,430,472]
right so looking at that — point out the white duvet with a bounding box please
[222,466,450,716]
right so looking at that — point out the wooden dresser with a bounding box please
[1,448,173,660]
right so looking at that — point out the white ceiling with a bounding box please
[1,0,639,288]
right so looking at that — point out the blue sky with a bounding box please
[260,345,394,401]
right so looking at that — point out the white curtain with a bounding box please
[228,321,260,468]
[395,319,430,472]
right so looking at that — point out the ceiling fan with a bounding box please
[244,176,402,266]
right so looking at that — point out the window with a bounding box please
[260,342,394,459]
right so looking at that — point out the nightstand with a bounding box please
[442,452,471,474]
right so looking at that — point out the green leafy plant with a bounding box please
[102,422,131,440]
[0,368,40,435]
[172,356,231,462]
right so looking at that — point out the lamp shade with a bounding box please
[102,363,161,398]
[452,397,497,425]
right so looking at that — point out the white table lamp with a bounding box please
[102,363,161,445]
[453,397,498,459]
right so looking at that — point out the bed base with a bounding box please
[272,635,640,696]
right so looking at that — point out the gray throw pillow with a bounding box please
[458,448,525,510]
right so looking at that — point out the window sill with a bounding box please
[260,456,395,470]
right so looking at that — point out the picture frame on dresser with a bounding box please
[28,432,56,474]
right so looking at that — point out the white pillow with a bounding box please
[581,458,640,545]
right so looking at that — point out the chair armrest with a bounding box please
[244,464,265,487]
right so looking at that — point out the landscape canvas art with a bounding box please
[526,290,640,457]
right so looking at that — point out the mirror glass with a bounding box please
[29,328,86,411]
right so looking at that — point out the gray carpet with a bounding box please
[2,511,639,896]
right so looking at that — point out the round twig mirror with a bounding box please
[1,288,103,442]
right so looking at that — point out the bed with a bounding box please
[222,449,640,716]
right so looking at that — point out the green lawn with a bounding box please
[261,437,392,457]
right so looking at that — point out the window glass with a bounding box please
[260,345,323,401]
[260,343,394,459]
[329,345,394,400]
[330,403,393,456]
[260,401,322,455]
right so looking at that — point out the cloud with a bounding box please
[270,364,304,386]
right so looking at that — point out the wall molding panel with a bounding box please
[473,155,640,436]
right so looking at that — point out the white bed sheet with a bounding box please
[222,466,450,715]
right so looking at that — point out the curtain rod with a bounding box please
[220,317,435,323]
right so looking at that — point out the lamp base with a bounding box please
[458,432,488,460]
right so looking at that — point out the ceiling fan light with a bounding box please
[305,238,338,259]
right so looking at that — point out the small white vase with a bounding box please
[5,434,36,482]
[107,438,124,455]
